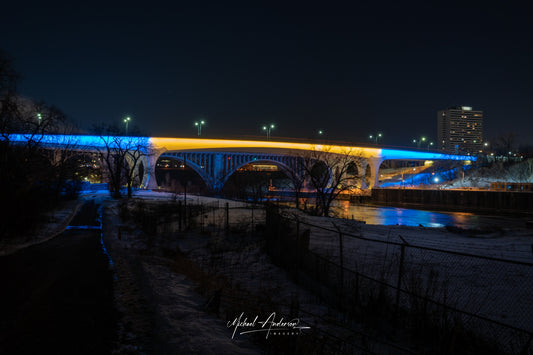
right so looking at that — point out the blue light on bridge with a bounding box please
[380,148,476,161]
[5,134,151,151]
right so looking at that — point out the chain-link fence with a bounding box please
[121,197,266,236]
[265,206,533,354]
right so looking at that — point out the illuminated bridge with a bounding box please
[7,134,475,191]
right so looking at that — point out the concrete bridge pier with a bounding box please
[368,157,384,188]
[210,153,225,193]
[357,160,368,189]
[144,148,165,189]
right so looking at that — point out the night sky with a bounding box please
[2,3,532,146]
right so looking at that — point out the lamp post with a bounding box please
[483,142,489,155]
[412,136,427,148]
[123,116,131,134]
[194,120,205,136]
[369,132,382,144]
[263,124,275,140]
[427,141,434,151]
[36,112,42,126]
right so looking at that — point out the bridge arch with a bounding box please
[156,155,210,193]
[221,158,295,186]
[222,159,297,199]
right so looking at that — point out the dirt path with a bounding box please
[0,200,117,354]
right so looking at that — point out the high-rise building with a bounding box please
[437,106,483,154]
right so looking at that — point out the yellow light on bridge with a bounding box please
[150,137,382,158]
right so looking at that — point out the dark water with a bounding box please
[333,201,527,229]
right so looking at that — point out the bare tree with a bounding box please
[508,158,533,183]
[0,52,84,238]
[281,160,305,210]
[492,133,517,156]
[123,137,150,198]
[300,146,363,216]
[94,124,149,199]
[0,51,19,140]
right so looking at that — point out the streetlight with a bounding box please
[369,132,383,144]
[123,116,131,134]
[427,141,434,151]
[412,136,427,148]
[318,129,324,136]
[194,120,205,136]
[263,124,275,140]
[36,112,42,126]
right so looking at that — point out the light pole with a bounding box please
[123,116,131,134]
[427,141,434,151]
[195,120,205,136]
[36,112,42,126]
[412,136,427,148]
[369,132,382,144]
[263,124,275,140]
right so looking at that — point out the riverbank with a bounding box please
[369,188,533,217]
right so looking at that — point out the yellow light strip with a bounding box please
[150,137,382,158]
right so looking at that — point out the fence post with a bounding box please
[200,204,204,232]
[178,200,182,232]
[295,218,301,281]
[251,203,254,234]
[395,235,408,321]
[333,223,344,297]
[225,202,229,235]
[339,230,344,296]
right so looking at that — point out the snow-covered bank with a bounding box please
[104,191,415,353]
[102,195,263,354]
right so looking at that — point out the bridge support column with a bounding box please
[144,147,165,189]
[357,161,368,189]
[209,153,225,193]
[367,157,384,189]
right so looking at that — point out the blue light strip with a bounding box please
[5,134,151,152]
[380,148,476,161]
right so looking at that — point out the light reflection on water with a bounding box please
[333,201,523,229]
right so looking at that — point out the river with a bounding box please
[332,200,529,229]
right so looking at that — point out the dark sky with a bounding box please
[2,2,532,146]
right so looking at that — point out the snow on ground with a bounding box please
[108,190,409,353]
[103,194,264,354]
[141,261,259,354]
[7,187,531,350]
[277,208,533,334]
